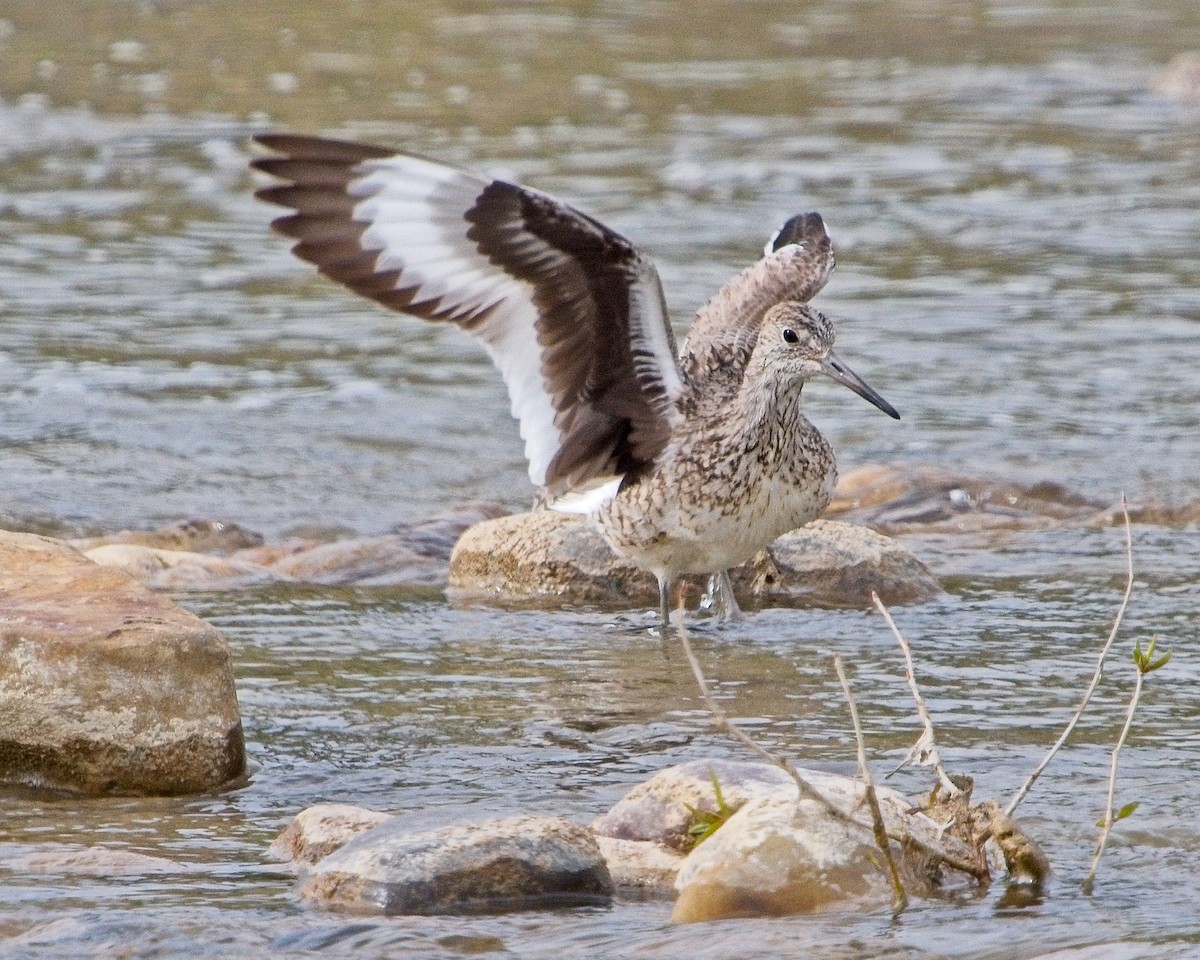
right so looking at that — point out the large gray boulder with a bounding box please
[299,815,614,915]
[0,530,245,795]
[448,512,939,608]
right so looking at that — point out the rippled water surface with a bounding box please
[1,0,1199,957]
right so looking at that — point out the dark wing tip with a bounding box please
[768,212,829,253]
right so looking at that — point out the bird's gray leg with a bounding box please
[706,569,744,623]
[658,575,672,641]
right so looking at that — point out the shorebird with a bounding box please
[251,134,899,632]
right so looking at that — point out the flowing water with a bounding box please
[1,0,1199,956]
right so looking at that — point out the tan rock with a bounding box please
[449,512,937,608]
[736,518,941,606]
[300,815,613,915]
[11,845,193,876]
[84,544,280,590]
[449,511,652,604]
[271,803,395,866]
[671,789,893,921]
[828,463,1102,533]
[669,766,971,922]
[0,530,245,795]
[69,518,264,555]
[267,535,442,586]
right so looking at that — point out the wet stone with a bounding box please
[0,530,245,795]
[592,759,795,852]
[68,518,264,555]
[271,803,395,866]
[299,815,614,915]
[83,544,281,591]
[826,463,1104,533]
[448,511,938,609]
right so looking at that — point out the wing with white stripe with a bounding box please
[252,134,683,494]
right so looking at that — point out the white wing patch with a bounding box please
[347,157,565,486]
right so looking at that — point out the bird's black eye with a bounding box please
[782,328,799,344]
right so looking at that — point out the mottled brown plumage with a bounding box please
[251,134,898,628]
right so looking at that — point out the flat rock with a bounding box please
[9,845,194,876]
[84,544,281,591]
[448,512,937,609]
[0,530,246,795]
[267,535,445,587]
[69,518,264,555]
[299,815,613,915]
[826,463,1103,533]
[271,803,395,866]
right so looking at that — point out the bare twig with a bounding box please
[872,591,961,798]
[834,655,908,913]
[674,613,990,882]
[1005,496,1135,816]
[1083,636,1171,894]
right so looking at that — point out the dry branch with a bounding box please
[674,613,990,882]
[1005,496,1135,816]
[834,654,908,913]
[872,591,962,798]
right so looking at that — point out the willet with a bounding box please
[251,134,900,632]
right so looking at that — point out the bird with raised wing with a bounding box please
[251,134,899,633]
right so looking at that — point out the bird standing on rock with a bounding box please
[251,134,900,634]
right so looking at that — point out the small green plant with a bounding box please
[683,769,735,848]
[1082,635,1171,894]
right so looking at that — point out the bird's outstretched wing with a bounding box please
[252,134,683,496]
[678,212,835,400]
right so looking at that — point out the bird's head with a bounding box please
[752,302,900,420]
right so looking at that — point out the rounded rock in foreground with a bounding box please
[671,790,891,922]
[300,815,614,915]
[448,511,938,608]
[0,531,245,795]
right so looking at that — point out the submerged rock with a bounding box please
[250,501,512,587]
[10,845,194,876]
[1153,51,1200,103]
[448,511,938,608]
[0,530,245,795]
[271,803,395,866]
[827,463,1104,533]
[299,815,613,915]
[69,518,264,555]
[84,543,281,591]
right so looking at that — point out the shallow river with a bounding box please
[1,0,1199,957]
